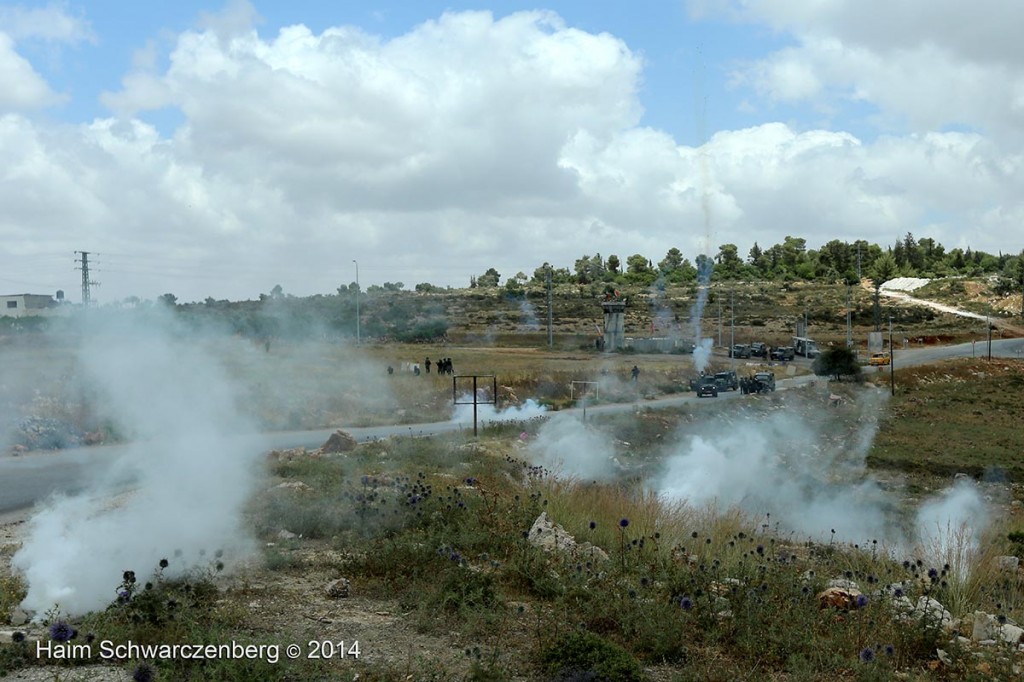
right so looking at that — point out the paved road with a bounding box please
[2,338,1020,515]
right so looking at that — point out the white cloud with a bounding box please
[3,7,1024,302]
[699,1,1024,140]
[0,2,96,44]
[0,33,62,110]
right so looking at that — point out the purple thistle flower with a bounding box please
[679,596,694,610]
[619,518,629,528]
[11,631,26,643]
[589,521,596,530]
[132,662,155,682]
[49,621,74,643]
[884,644,895,657]
[859,647,875,663]
[855,594,869,608]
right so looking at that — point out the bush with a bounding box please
[538,630,644,682]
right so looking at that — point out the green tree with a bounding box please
[812,347,862,381]
[715,243,742,279]
[477,268,501,287]
[158,293,178,307]
[658,247,684,273]
[606,254,620,275]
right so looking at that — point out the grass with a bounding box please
[866,359,1024,480]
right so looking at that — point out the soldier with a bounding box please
[425,357,432,374]
[631,365,640,382]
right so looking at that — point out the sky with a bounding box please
[2,0,1023,303]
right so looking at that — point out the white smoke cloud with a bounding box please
[527,412,619,481]
[12,310,265,617]
[914,479,991,574]
[452,395,548,426]
[656,387,991,551]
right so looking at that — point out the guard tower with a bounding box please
[601,298,627,351]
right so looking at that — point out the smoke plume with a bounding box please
[13,310,265,617]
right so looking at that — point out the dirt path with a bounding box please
[879,288,1024,335]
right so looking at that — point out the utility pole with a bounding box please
[888,313,895,396]
[846,285,853,348]
[74,251,99,305]
[729,289,735,360]
[546,264,553,348]
[352,260,360,344]
[717,292,722,346]
[987,317,992,361]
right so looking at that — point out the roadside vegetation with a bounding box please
[3,356,1024,680]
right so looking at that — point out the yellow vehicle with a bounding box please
[869,352,891,366]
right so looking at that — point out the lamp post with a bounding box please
[353,259,360,344]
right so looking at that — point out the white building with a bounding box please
[0,293,63,318]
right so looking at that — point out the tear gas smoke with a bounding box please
[517,298,540,331]
[689,259,714,375]
[452,396,548,424]
[915,479,991,575]
[527,413,618,481]
[13,311,266,617]
[653,386,991,552]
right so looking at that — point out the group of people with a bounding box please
[425,357,454,375]
[386,357,455,376]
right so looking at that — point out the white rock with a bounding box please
[936,649,952,664]
[9,608,28,626]
[827,577,861,592]
[1001,623,1024,645]
[913,597,951,627]
[995,555,1020,571]
[277,529,298,540]
[972,612,1000,641]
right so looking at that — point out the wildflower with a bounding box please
[679,596,694,610]
[132,662,155,682]
[997,614,1007,625]
[619,518,629,529]
[756,544,764,555]
[902,560,911,569]
[691,531,699,539]
[11,631,25,643]
[893,587,904,599]
[859,647,875,663]
[49,621,74,643]
[158,558,169,569]
[123,570,136,584]
[117,590,131,604]
[589,521,596,530]
[855,594,869,608]
[884,644,895,657]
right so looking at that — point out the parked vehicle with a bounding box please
[714,370,739,391]
[749,342,768,358]
[751,371,776,392]
[868,352,891,366]
[792,336,821,358]
[770,346,795,361]
[696,380,719,398]
[729,344,751,358]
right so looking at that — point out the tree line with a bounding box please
[466,233,1024,293]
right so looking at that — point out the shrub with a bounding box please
[538,630,644,682]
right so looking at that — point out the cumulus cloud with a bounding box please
[0,33,62,110]
[700,1,1024,139]
[2,5,1024,302]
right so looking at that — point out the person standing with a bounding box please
[631,365,640,382]
[425,357,432,374]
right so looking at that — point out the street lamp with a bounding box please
[353,259,360,344]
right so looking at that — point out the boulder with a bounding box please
[9,608,28,627]
[995,555,1020,572]
[528,512,577,553]
[913,597,952,629]
[321,430,357,453]
[326,578,351,599]
[816,586,862,609]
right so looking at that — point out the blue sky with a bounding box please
[2,1,1022,302]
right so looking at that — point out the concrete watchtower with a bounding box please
[602,299,627,351]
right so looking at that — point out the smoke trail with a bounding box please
[13,310,264,617]
[689,258,714,374]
